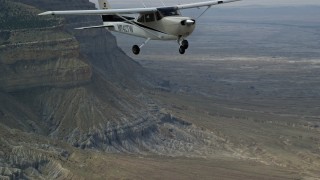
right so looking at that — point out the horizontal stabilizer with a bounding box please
[75,24,114,30]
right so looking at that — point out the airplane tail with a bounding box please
[97,0,111,9]
[97,0,114,22]
[97,0,134,22]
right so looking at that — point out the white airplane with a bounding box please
[39,0,241,55]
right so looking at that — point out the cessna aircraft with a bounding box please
[39,0,241,55]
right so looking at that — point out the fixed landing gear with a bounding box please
[181,40,189,49]
[179,46,185,54]
[131,38,189,55]
[132,38,151,55]
[132,45,140,55]
[178,39,189,54]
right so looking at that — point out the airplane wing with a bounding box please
[176,0,241,10]
[38,8,157,16]
[38,0,240,16]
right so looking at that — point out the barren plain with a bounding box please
[116,6,320,179]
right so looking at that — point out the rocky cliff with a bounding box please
[0,0,92,91]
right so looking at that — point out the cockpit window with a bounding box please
[137,14,145,22]
[137,13,156,23]
[145,13,155,22]
[157,7,180,17]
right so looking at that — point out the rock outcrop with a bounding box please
[0,0,92,91]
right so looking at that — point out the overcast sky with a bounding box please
[90,0,320,8]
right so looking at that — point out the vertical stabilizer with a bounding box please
[98,0,111,9]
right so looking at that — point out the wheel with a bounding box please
[181,40,189,49]
[179,46,185,54]
[132,45,140,55]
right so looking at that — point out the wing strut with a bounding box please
[139,0,147,8]
[195,5,212,19]
[159,0,166,7]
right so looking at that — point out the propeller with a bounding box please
[181,19,196,26]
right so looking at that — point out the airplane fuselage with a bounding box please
[105,16,196,40]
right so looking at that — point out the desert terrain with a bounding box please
[119,6,320,179]
[1,1,320,179]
